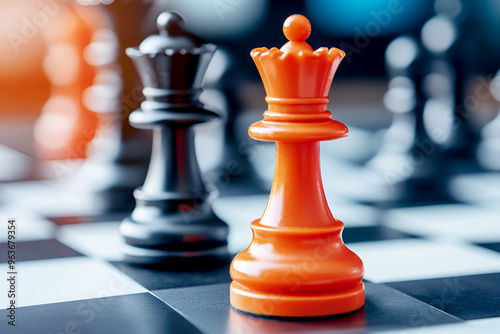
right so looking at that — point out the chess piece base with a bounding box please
[120,217,229,266]
[230,220,364,317]
[119,189,229,266]
[230,281,365,318]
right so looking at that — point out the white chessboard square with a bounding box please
[320,158,400,203]
[467,317,500,333]
[0,205,55,242]
[326,196,381,227]
[0,257,146,308]
[214,195,268,253]
[0,144,33,181]
[57,221,124,261]
[384,204,500,243]
[450,172,500,202]
[0,180,101,217]
[348,239,500,283]
[215,194,379,253]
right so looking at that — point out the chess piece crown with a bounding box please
[126,11,217,111]
[249,14,348,142]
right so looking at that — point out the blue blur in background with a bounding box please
[305,0,434,36]
[477,0,500,52]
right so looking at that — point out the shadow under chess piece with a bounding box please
[119,12,229,266]
[230,14,364,317]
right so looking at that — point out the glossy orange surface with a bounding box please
[34,4,101,160]
[230,14,365,317]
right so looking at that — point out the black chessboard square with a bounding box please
[342,225,417,244]
[111,260,233,291]
[0,239,82,263]
[152,282,460,334]
[0,293,202,334]
[387,273,500,320]
[478,242,500,254]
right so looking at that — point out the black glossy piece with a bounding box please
[119,12,229,266]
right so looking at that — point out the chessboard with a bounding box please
[1,122,499,334]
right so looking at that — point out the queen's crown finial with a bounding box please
[281,14,313,53]
[156,11,186,36]
[248,14,348,142]
[250,14,345,100]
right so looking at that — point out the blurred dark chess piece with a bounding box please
[424,0,484,174]
[119,12,229,266]
[478,69,500,170]
[203,51,264,194]
[67,1,156,212]
[365,0,489,207]
[365,35,452,206]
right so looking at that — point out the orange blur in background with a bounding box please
[0,1,104,160]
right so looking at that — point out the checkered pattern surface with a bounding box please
[1,142,500,334]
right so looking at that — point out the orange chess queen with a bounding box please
[229,14,365,317]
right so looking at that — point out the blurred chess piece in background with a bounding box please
[0,1,50,138]
[64,0,163,212]
[364,33,452,206]
[165,0,270,193]
[34,2,102,160]
[478,69,500,170]
[427,0,483,173]
[0,2,49,181]
[362,0,500,207]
